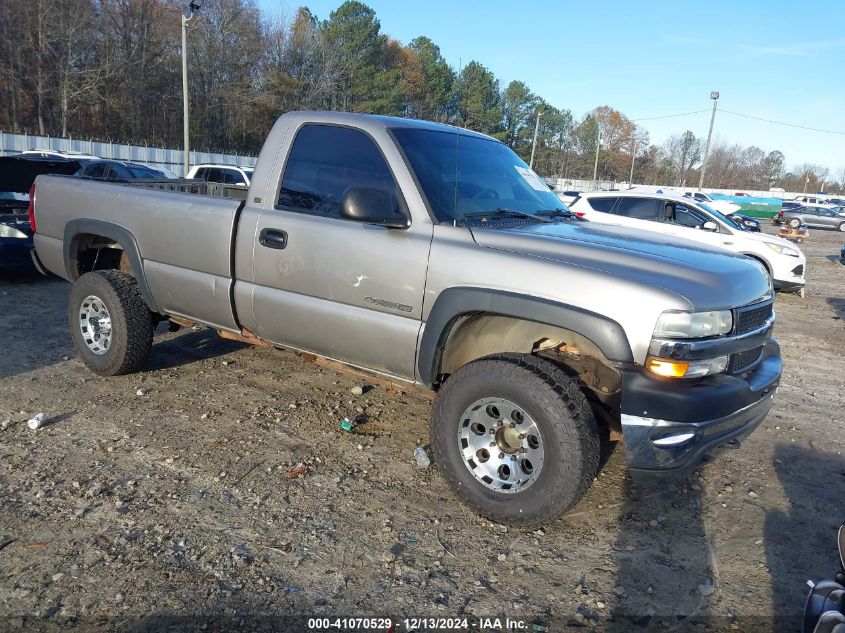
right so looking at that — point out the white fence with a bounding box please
[0,131,256,177]
[545,177,811,200]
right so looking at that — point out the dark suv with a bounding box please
[75,160,167,182]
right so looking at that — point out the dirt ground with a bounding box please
[1,223,843,633]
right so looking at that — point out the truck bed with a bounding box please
[33,175,244,332]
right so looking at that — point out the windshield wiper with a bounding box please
[461,208,551,224]
[535,207,573,219]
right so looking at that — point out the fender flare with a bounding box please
[417,287,633,387]
[63,218,159,313]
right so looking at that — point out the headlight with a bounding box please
[654,310,732,339]
[0,224,28,239]
[646,355,729,378]
[764,241,800,257]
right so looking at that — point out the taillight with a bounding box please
[28,183,36,233]
[574,211,586,218]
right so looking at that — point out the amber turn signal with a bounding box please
[646,357,689,378]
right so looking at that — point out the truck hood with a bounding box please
[470,221,771,310]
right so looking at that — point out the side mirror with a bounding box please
[340,186,408,228]
[701,221,718,232]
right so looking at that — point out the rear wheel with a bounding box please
[788,217,801,229]
[69,270,154,376]
[837,221,845,232]
[430,353,600,527]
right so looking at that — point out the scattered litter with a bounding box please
[350,386,364,396]
[287,463,307,478]
[403,535,419,544]
[284,586,301,594]
[230,544,254,565]
[413,447,431,469]
[27,413,47,430]
[531,625,548,633]
[135,389,144,396]
[698,583,715,596]
[339,417,356,432]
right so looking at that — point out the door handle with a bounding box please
[259,228,288,250]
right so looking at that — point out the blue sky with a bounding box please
[256,0,845,175]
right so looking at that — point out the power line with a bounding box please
[631,109,710,121]
[719,109,845,136]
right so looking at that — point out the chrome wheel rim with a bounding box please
[457,397,544,493]
[79,295,112,355]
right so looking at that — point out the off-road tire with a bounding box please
[69,270,154,376]
[431,353,601,527]
[788,217,801,229]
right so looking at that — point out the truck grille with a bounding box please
[735,302,773,334]
[729,346,764,374]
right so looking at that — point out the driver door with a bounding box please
[661,202,727,248]
[248,123,433,381]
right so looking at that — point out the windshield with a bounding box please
[391,127,565,222]
[724,214,749,231]
[696,200,739,229]
[244,168,254,180]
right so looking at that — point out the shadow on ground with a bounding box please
[603,476,714,632]
[827,298,845,320]
[765,444,845,632]
[145,328,246,372]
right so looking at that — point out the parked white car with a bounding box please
[570,191,806,292]
[793,195,834,208]
[186,164,254,186]
[682,191,741,215]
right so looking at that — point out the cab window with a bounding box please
[277,124,404,220]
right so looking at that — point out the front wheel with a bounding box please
[69,270,154,376]
[837,222,845,232]
[430,353,600,526]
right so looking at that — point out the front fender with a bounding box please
[417,287,633,387]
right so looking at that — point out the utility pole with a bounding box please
[803,170,810,194]
[592,128,601,189]
[697,91,719,191]
[529,109,544,169]
[629,139,636,187]
[181,1,204,177]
